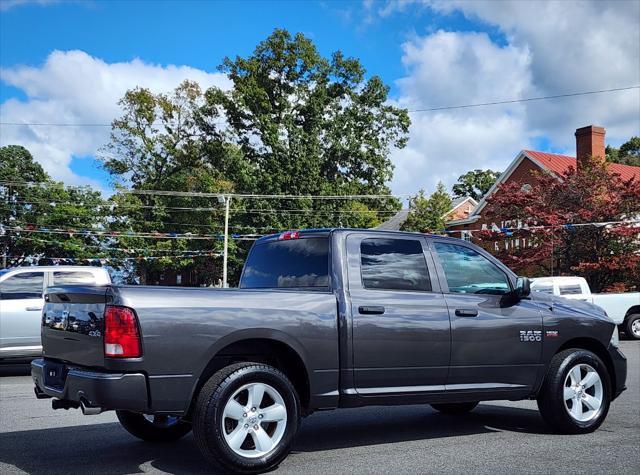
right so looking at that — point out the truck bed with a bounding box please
[41,284,339,413]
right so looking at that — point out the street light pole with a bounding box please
[222,195,231,288]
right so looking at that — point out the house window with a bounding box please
[460,230,472,242]
[176,274,182,285]
[521,183,532,192]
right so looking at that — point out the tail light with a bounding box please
[278,231,300,240]
[104,306,142,358]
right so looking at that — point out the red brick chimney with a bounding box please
[575,125,606,168]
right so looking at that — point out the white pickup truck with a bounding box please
[531,276,640,339]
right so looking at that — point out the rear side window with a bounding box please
[360,238,431,291]
[532,282,554,294]
[53,271,95,285]
[241,238,329,289]
[559,284,583,295]
[0,272,45,299]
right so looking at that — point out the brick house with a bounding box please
[376,196,477,231]
[445,125,640,240]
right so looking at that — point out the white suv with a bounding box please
[0,266,111,360]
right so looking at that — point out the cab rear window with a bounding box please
[240,237,329,290]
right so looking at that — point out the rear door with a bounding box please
[0,270,46,357]
[430,240,543,392]
[346,233,450,395]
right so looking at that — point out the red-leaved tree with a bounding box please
[474,160,640,292]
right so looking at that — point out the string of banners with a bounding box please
[0,224,263,240]
[15,236,222,255]
[1,252,222,265]
[443,219,640,237]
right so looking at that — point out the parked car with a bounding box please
[32,229,626,474]
[0,266,111,360]
[531,276,640,340]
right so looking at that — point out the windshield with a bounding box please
[240,237,330,290]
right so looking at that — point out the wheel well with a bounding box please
[190,338,310,416]
[624,306,640,320]
[556,337,616,394]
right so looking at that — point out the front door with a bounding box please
[430,240,543,392]
[0,270,46,357]
[346,233,450,395]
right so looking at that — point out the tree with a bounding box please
[401,183,452,233]
[606,137,640,166]
[452,169,501,201]
[474,160,640,292]
[103,29,410,285]
[1,146,106,268]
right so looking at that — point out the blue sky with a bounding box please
[1,0,638,194]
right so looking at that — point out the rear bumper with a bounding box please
[31,358,148,412]
[608,345,627,400]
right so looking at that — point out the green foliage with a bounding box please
[401,183,452,233]
[1,146,106,267]
[452,169,501,201]
[606,137,640,166]
[102,29,409,285]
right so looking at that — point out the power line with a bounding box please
[4,199,400,215]
[407,86,640,112]
[1,182,410,200]
[1,86,637,127]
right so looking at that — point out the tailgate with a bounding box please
[42,285,111,367]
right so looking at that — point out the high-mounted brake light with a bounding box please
[104,306,142,358]
[278,231,300,241]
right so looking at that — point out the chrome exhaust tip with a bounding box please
[80,399,103,415]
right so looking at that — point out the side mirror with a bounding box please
[515,276,531,298]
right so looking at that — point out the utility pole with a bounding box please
[221,195,231,288]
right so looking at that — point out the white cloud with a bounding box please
[391,30,533,194]
[0,50,230,191]
[0,0,61,11]
[380,0,640,195]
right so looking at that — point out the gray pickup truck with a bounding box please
[32,229,627,473]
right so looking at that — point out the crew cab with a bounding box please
[32,229,627,473]
[0,266,110,360]
[531,276,640,340]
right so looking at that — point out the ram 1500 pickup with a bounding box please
[32,229,627,473]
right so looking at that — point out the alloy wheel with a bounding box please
[563,363,603,423]
[221,382,287,458]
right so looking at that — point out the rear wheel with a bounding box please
[537,349,611,434]
[116,410,192,442]
[430,402,478,414]
[193,362,300,474]
[624,314,640,340]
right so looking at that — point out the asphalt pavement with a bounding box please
[1,341,638,474]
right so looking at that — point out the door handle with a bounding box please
[455,309,478,317]
[26,306,43,312]
[359,306,385,315]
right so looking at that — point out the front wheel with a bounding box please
[430,402,478,414]
[193,362,300,474]
[537,349,611,434]
[116,410,192,442]
[624,314,640,340]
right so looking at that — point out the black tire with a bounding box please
[537,349,611,434]
[430,402,479,414]
[624,314,640,340]
[193,362,300,474]
[116,410,192,442]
